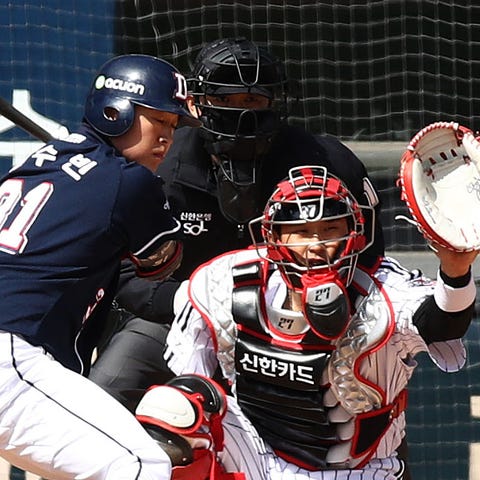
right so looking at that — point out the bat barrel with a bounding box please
[0,97,54,143]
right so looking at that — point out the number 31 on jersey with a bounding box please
[0,179,53,254]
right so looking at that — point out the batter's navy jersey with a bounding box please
[0,124,181,373]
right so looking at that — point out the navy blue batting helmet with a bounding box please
[84,54,201,136]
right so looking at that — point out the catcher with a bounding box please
[135,164,478,480]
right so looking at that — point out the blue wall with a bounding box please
[0,0,115,173]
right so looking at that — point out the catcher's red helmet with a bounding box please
[249,165,373,289]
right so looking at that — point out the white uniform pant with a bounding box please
[219,397,406,480]
[0,332,171,479]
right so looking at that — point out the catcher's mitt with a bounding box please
[398,121,480,252]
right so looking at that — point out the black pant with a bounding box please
[90,312,174,412]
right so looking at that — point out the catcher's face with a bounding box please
[278,218,349,268]
[111,105,177,172]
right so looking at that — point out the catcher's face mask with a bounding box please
[248,166,374,340]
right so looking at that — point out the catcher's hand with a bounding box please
[398,121,480,252]
[430,242,479,277]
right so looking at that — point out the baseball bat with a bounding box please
[0,96,53,143]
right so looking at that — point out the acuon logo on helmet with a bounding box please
[94,75,145,95]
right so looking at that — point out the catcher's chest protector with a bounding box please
[228,260,403,470]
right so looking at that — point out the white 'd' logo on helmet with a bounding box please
[174,72,188,101]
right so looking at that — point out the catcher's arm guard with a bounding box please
[136,374,245,480]
[398,121,480,252]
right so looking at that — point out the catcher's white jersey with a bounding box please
[165,250,475,480]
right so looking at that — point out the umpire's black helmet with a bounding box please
[189,37,288,141]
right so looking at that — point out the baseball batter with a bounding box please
[0,54,200,479]
[157,166,478,480]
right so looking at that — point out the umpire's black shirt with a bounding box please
[115,124,385,322]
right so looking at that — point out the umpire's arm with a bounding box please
[116,259,180,323]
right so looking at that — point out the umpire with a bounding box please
[90,37,385,410]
